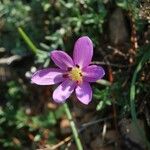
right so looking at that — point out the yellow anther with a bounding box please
[69,67,82,83]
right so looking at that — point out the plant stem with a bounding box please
[18,27,38,54]
[63,103,83,150]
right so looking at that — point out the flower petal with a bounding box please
[51,50,74,70]
[83,65,105,82]
[31,68,65,85]
[75,82,92,105]
[53,79,76,103]
[73,36,93,68]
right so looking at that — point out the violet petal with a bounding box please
[73,36,93,68]
[75,82,92,105]
[31,68,65,85]
[83,65,105,82]
[51,50,74,70]
[53,79,76,103]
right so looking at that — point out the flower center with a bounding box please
[69,67,82,84]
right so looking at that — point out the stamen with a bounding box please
[63,74,68,78]
[67,67,72,71]
[76,80,82,84]
[79,73,82,76]
[76,64,80,68]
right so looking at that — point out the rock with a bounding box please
[119,118,147,150]
[109,8,129,46]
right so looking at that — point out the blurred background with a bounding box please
[0,0,150,149]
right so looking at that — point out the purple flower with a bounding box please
[31,36,105,105]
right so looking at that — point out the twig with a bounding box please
[37,136,72,150]
[102,122,107,141]
[91,61,129,68]
[107,45,127,58]
[37,117,113,150]
[0,55,21,65]
[79,116,113,132]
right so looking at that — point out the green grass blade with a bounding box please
[130,49,150,148]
